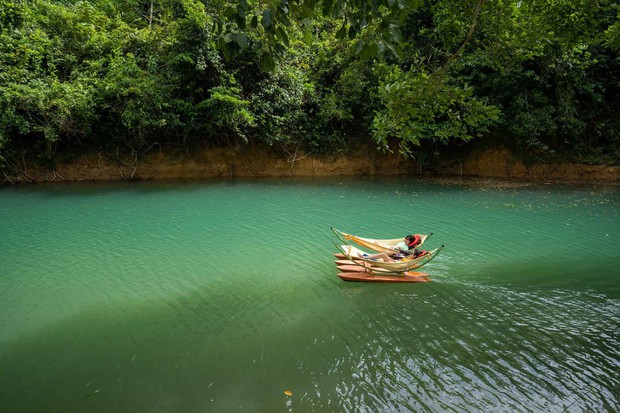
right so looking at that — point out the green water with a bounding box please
[0,177,618,412]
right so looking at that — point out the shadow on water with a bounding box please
[459,257,620,296]
[2,273,619,413]
[0,280,347,413]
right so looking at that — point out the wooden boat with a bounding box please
[335,243,444,273]
[332,227,432,258]
[337,272,430,283]
[336,264,429,276]
[335,260,431,282]
[334,259,429,275]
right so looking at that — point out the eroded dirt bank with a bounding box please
[455,148,619,183]
[3,146,619,184]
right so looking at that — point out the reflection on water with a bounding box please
[0,178,618,412]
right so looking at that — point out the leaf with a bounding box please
[236,14,246,30]
[322,0,334,17]
[260,53,275,71]
[348,25,357,40]
[276,13,292,27]
[224,7,236,19]
[301,4,314,19]
[336,22,347,40]
[360,42,378,60]
[303,29,313,44]
[384,41,402,59]
[234,33,248,49]
[284,390,293,396]
[261,9,273,29]
[274,42,286,55]
[275,26,290,47]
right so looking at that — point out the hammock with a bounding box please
[335,243,444,274]
[331,227,432,254]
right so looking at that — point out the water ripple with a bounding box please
[0,179,618,413]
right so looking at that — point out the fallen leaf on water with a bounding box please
[284,390,293,396]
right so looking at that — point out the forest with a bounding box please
[0,0,618,173]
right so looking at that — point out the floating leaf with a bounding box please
[284,390,293,396]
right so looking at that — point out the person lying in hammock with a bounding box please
[388,234,426,257]
[402,234,422,251]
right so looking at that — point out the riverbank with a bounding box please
[2,146,619,184]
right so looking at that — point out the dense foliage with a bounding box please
[0,0,618,171]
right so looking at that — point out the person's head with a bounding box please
[405,235,415,243]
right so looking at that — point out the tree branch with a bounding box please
[434,0,485,75]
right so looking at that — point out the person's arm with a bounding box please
[393,241,410,255]
[394,241,408,252]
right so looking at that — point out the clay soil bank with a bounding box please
[3,147,619,185]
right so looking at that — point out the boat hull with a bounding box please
[336,264,429,277]
[337,272,430,283]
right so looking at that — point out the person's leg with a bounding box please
[366,252,392,262]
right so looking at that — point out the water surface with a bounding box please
[1,177,618,412]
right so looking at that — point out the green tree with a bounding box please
[373,66,500,156]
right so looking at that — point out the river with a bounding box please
[0,177,618,412]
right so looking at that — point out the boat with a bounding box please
[334,256,431,283]
[336,264,429,277]
[331,227,432,256]
[337,272,430,283]
[335,243,444,273]
[333,259,429,275]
